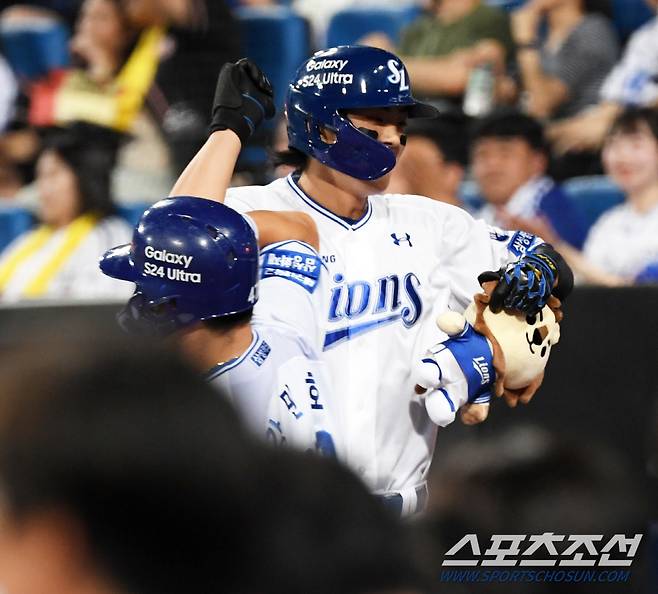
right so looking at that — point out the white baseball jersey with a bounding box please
[600,17,658,106]
[583,201,658,280]
[207,240,340,458]
[226,174,542,495]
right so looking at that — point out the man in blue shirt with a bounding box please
[471,110,588,249]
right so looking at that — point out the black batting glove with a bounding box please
[209,58,275,144]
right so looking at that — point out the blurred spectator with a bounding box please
[0,0,166,198]
[0,329,430,594]
[0,54,17,133]
[122,0,241,173]
[0,124,132,302]
[547,0,658,176]
[429,425,645,536]
[387,114,468,206]
[428,425,646,594]
[511,0,618,120]
[0,54,20,198]
[28,0,161,132]
[579,107,658,283]
[471,110,588,249]
[364,0,516,105]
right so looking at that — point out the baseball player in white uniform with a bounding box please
[199,48,573,516]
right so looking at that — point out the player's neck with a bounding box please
[298,164,372,221]
[179,323,255,373]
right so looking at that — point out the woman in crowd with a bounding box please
[532,108,658,285]
[0,124,132,302]
[29,0,162,133]
[580,107,658,284]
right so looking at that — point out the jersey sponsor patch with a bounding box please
[250,340,271,367]
[507,231,538,257]
[261,248,321,293]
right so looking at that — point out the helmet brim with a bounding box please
[407,101,439,119]
[100,243,135,281]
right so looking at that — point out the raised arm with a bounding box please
[170,130,242,201]
[169,59,274,201]
[168,59,319,250]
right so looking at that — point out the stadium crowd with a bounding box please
[0,0,655,301]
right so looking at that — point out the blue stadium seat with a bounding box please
[0,207,35,252]
[235,6,309,111]
[118,203,151,227]
[234,7,309,169]
[0,21,69,80]
[326,6,423,48]
[610,0,654,41]
[562,176,625,229]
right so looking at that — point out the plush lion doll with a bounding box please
[414,282,562,427]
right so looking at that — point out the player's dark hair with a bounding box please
[40,122,122,219]
[470,109,549,156]
[607,106,658,141]
[203,307,254,334]
[271,147,309,172]
[0,330,260,594]
[405,114,469,167]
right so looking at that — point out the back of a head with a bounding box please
[0,328,433,594]
[0,330,261,594]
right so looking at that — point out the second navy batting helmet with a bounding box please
[100,197,259,336]
[286,45,437,181]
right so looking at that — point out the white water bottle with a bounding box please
[463,63,495,117]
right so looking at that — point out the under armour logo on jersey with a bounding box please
[391,233,412,247]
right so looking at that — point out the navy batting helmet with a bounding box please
[286,45,437,181]
[100,197,259,336]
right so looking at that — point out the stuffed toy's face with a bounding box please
[464,304,560,389]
